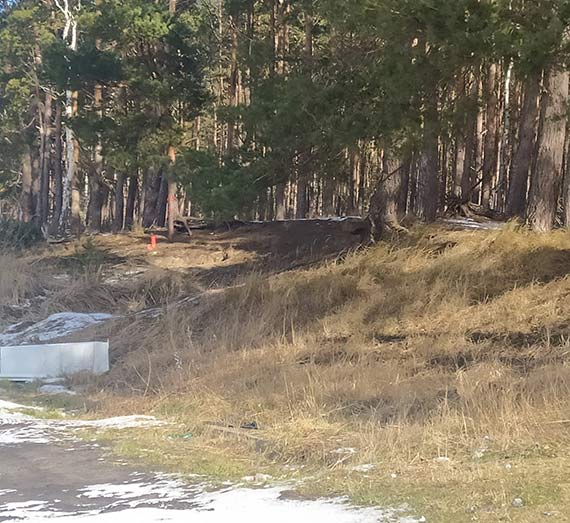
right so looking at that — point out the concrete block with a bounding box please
[0,341,109,380]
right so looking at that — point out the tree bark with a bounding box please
[156,171,168,227]
[527,67,569,232]
[482,63,499,209]
[226,12,239,154]
[87,77,105,233]
[87,171,108,232]
[113,173,125,232]
[506,74,540,218]
[461,71,478,200]
[70,91,82,236]
[398,157,411,214]
[497,60,514,212]
[167,145,178,242]
[453,74,467,198]
[296,8,313,219]
[275,182,286,220]
[51,102,63,231]
[142,167,161,227]
[419,103,439,222]
[369,149,404,238]
[39,91,52,225]
[20,145,34,223]
[125,175,138,230]
[31,145,41,224]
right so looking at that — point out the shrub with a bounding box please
[0,219,44,249]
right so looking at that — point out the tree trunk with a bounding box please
[59,10,80,235]
[51,102,63,231]
[527,67,569,232]
[39,91,52,225]
[226,12,239,154]
[454,136,467,199]
[369,149,403,238]
[506,74,540,218]
[167,145,178,242]
[87,78,105,233]
[453,74,467,198]
[419,103,439,221]
[87,171,107,233]
[473,79,485,204]
[461,71,479,200]
[296,171,308,218]
[70,91,82,236]
[275,182,286,220]
[358,145,368,213]
[322,176,335,216]
[31,146,41,224]
[563,120,570,227]
[113,173,125,232]
[398,157,411,214]
[296,8,313,219]
[20,145,34,222]
[497,60,514,212]
[156,172,168,227]
[142,168,161,227]
[125,176,138,230]
[482,63,499,209]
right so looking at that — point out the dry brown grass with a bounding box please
[0,254,36,308]
[80,225,570,521]
[7,225,570,520]
[0,253,53,326]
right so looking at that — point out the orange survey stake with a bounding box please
[147,234,158,251]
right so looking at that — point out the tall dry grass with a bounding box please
[94,226,570,467]
[0,254,45,312]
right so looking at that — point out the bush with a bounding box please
[0,219,44,249]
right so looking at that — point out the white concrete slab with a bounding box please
[0,341,109,380]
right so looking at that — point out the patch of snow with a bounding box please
[332,447,358,455]
[241,473,273,483]
[249,216,363,224]
[0,501,52,517]
[0,485,421,522]
[76,416,163,430]
[79,476,196,509]
[0,399,38,425]
[0,312,114,345]
[0,399,162,446]
[350,464,376,473]
[442,218,504,231]
[103,268,148,285]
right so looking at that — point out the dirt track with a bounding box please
[0,400,409,522]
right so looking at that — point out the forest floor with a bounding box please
[2,219,570,522]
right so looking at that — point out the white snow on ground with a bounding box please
[76,416,163,430]
[0,485,418,522]
[0,312,114,345]
[0,399,163,446]
[79,476,195,508]
[442,218,504,230]
[0,400,38,425]
[249,216,364,224]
